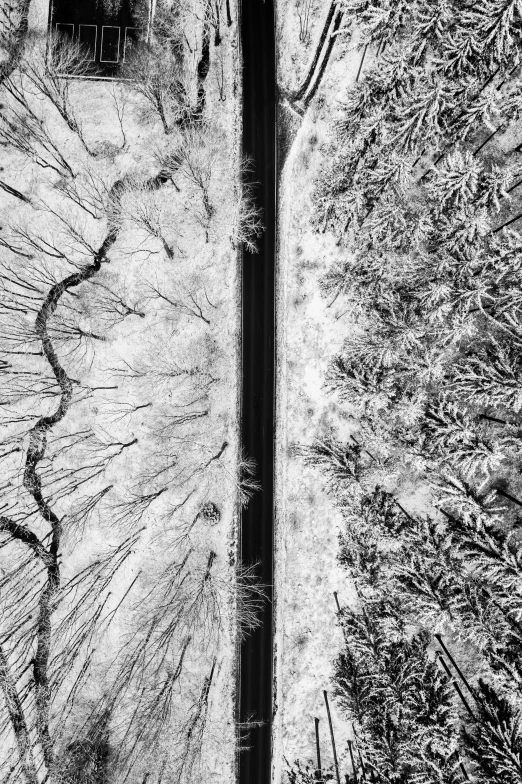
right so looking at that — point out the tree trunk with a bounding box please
[323,691,341,784]
[473,124,503,156]
[493,211,522,233]
[434,634,477,699]
[479,414,509,425]
[0,645,39,784]
[156,100,170,135]
[214,0,221,45]
[314,717,322,781]
[0,180,31,203]
[357,747,368,782]
[393,500,416,523]
[290,1,338,102]
[355,43,368,83]
[162,239,174,259]
[497,487,522,508]
[226,0,232,26]
[437,653,476,719]
[507,177,522,193]
[303,7,343,107]
[348,740,358,783]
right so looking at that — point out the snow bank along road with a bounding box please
[239,0,276,782]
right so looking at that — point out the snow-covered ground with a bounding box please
[273,4,367,781]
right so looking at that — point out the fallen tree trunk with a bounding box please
[288,0,338,102]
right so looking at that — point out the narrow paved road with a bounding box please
[240,0,276,782]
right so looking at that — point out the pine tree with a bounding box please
[451,579,522,683]
[339,523,389,597]
[410,1,454,62]
[339,0,413,49]
[430,471,501,523]
[445,512,522,594]
[302,436,369,490]
[475,163,518,212]
[462,678,522,783]
[450,87,501,143]
[340,45,423,132]
[389,549,461,625]
[334,647,372,726]
[388,75,456,155]
[446,339,522,411]
[469,0,522,69]
[426,148,482,211]
[335,607,461,784]
[326,350,404,411]
[420,401,513,480]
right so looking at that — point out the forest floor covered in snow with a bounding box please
[0,1,248,781]
[274,3,362,780]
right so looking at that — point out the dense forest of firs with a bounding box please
[292,1,522,783]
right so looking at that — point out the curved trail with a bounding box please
[239,0,276,782]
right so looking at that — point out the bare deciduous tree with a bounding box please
[119,177,181,259]
[142,274,214,325]
[296,0,316,43]
[21,31,93,150]
[122,42,189,134]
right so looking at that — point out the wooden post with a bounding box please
[334,591,341,613]
[315,717,323,781]
[323,690,341,784]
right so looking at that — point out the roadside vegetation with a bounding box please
[287,0,522,782]
[0,1,261,782]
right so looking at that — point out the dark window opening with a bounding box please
[100,26,120,63]
[78,25,97,61]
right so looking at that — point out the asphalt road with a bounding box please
[239,0,276,782]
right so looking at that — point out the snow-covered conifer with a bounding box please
[469,0,522,69]
[447,339,522,412]
[427,148,482,211]
[462,678,522,783]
